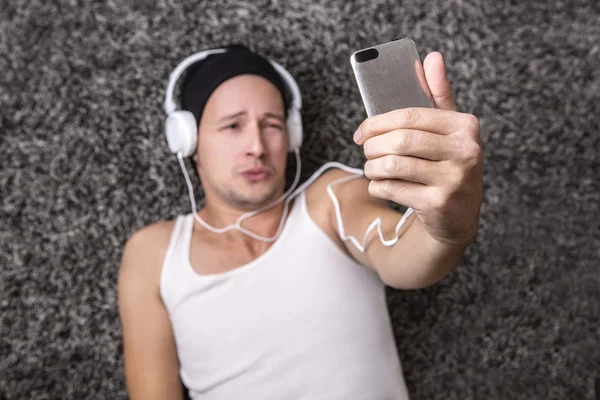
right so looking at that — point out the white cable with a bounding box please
[325,175,415,253]
[177,151,416,251]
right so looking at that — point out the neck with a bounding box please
[197,198,289,241]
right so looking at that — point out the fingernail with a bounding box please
[353,127,362,143]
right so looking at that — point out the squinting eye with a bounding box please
[223,123,238,130]
[267,124,283,130]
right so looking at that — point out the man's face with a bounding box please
[195,74,289,211]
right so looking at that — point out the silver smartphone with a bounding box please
[350,38,434,117]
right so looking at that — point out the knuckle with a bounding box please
[464,113,480,131]
[428,191,448,212]
[382,155,399,174]
[397,108,416,128]
[462,141,482,166]
[392,131,410,153]
[426,188,450,214]
[449,167,465,189]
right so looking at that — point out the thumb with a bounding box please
[423,52,456,111]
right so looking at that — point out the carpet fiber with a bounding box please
[1,0,598,399]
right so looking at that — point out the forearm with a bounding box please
[375,214,468,290]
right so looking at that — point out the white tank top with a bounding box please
[160,189,410,400]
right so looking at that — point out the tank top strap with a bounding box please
[159,213,192,307]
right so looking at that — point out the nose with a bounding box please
[246,121,265,157]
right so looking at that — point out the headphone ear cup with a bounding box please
[165,110,198,157]
[286,109,303,151]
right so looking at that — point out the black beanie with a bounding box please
[180,44,290,125]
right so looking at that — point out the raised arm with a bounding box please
[117,226,183,400]
[324,169,471,290]
[329,52,483,290]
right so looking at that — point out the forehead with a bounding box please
[205,74,285,114]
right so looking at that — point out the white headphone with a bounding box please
[163,48,304,157]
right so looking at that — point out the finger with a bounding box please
[364,155,444,186]
[414,57,434,105]
[354,107,471,144]
[368,179,431,211]
[363,129,456,161]
[423,52,456,111]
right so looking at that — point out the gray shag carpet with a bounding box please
[1,1,599,399]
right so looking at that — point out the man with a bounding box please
[118,45,483,399]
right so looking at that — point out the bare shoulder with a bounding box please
[131,218,178,244]
[303,168,370,253]
[304,168,347,218]
[119,218,179,292]
[304,167,371,212]
[124,218,178,258]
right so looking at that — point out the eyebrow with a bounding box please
[218,111,246,122]
[264,112,285,122]
[218,111,285,123]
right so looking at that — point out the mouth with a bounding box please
[240,167,271,182]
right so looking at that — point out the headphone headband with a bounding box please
[163,47,303,156]
[163,49,228,115]
[268,59,302,111]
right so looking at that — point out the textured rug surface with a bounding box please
[1,0,599,399]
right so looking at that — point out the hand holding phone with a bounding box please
[348,38,484,248]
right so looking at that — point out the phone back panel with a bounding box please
[350,38,434,117]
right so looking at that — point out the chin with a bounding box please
[235,184,283,209]
[247,189,281,207]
